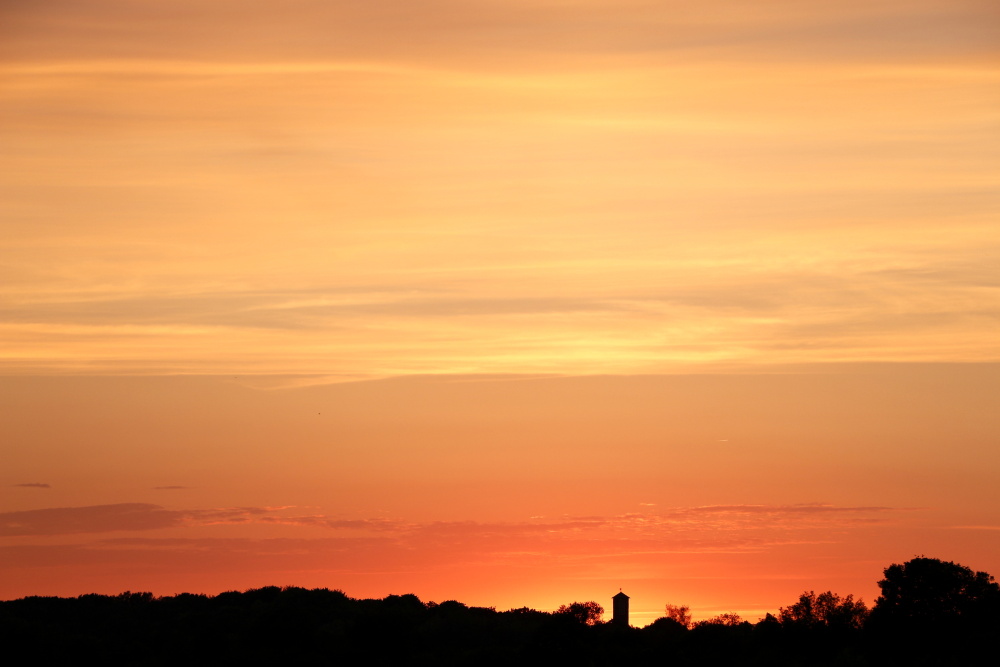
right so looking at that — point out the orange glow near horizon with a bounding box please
[3,370,998,622]
[2,1,999,623]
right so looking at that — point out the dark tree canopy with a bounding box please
[694,612,744,627]
[556,600,604,625]
[778,590,868,630]
[663,603,692,629]
[866,557,1000,665]
[873,556,1000,625]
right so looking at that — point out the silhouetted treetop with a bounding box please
[663,603,692,629]
[694,612,745,627]
[873,556,1000,624]
[556,600,604,625]
[778,590,868,630]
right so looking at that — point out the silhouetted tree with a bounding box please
[642,615,687,638]
[873,557,1000,625]
[694,612,744,627]
[556,601,604,625]
[663,603,692,629]
[868,557,1000,665]
[778,590,868,630]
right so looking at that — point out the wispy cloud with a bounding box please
[0,502,907,540]
[0,502,920,603]
[12,483,50,489]
[257,515,408,531]
[0,503,912,583]
[0,504,182,536]
[683,504,896,514]
[0,504,275,537]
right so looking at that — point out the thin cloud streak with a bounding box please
[0,503,907,539]
[3,246,998,375]
[0,504,272,537]
[0,502,912,605]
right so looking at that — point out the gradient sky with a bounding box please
[2,1,999,625]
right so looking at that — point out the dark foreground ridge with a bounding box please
[2,557,997,666]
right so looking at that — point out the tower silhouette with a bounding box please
[612,589,629,627]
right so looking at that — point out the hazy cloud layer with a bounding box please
[1,1,997,376]
[0,500,936,615]
[0,504,182,536]
[4,1,997,66]
[0,501,913,610]
[0,502,903,544]
[0,504,272,537]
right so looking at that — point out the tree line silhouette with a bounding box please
[2,557,996,665]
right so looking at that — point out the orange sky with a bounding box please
[2,1,999,624]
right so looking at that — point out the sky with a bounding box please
[1,1,999,625]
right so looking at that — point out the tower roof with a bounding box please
[613,591,629,599]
